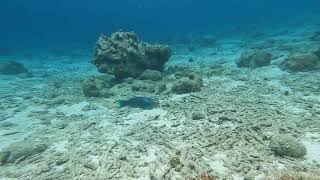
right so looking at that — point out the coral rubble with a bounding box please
[117,96,158,110]
[267,171,320,180]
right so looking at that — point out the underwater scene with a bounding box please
[1,0,320,179]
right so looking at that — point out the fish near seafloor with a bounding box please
[117,97,158,110]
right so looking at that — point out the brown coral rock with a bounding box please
[281,53,319,72]
[92,31,171,79]
[237,50,272,68]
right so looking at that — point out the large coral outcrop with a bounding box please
[92,31,171,79]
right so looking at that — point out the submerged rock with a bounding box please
[267,171,320,180]
[117,97,158,110]
[131,80,155,93]
[169,155,181,168]
[171,75,203,94]
[0,61,28,75]
[139,69,162,81]
[48,95,66,106]
[92,31,171,79]
[269,135,306,158]
[156,82,167,93]
[310,31,320,41]
[0,121,16,129]
[237,50,272,68]
[192,112,205,120]
[197,35,216,47]
[0,151,10,166]
[0,140,48,165]
[82,76,114,97]
[313,48,320,58]
[280,53,319,72]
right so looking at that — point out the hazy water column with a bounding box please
[0,0,319,48]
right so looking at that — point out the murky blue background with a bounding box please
[0,0,319,49]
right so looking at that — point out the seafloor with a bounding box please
[1,22,320,179]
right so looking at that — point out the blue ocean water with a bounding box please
[0,0,319,49]
[1,0,320,179]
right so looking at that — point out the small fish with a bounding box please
[117,97,158,110]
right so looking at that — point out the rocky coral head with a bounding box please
[280,53,319,72]
[269,134,306,158]
[92,31,171,79]
[111,31,139,42]
[237,50,272,68]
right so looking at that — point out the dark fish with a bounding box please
[117,97,158,110]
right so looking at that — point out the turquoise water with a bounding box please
[0,0,319,48]
[0,1,320,179]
